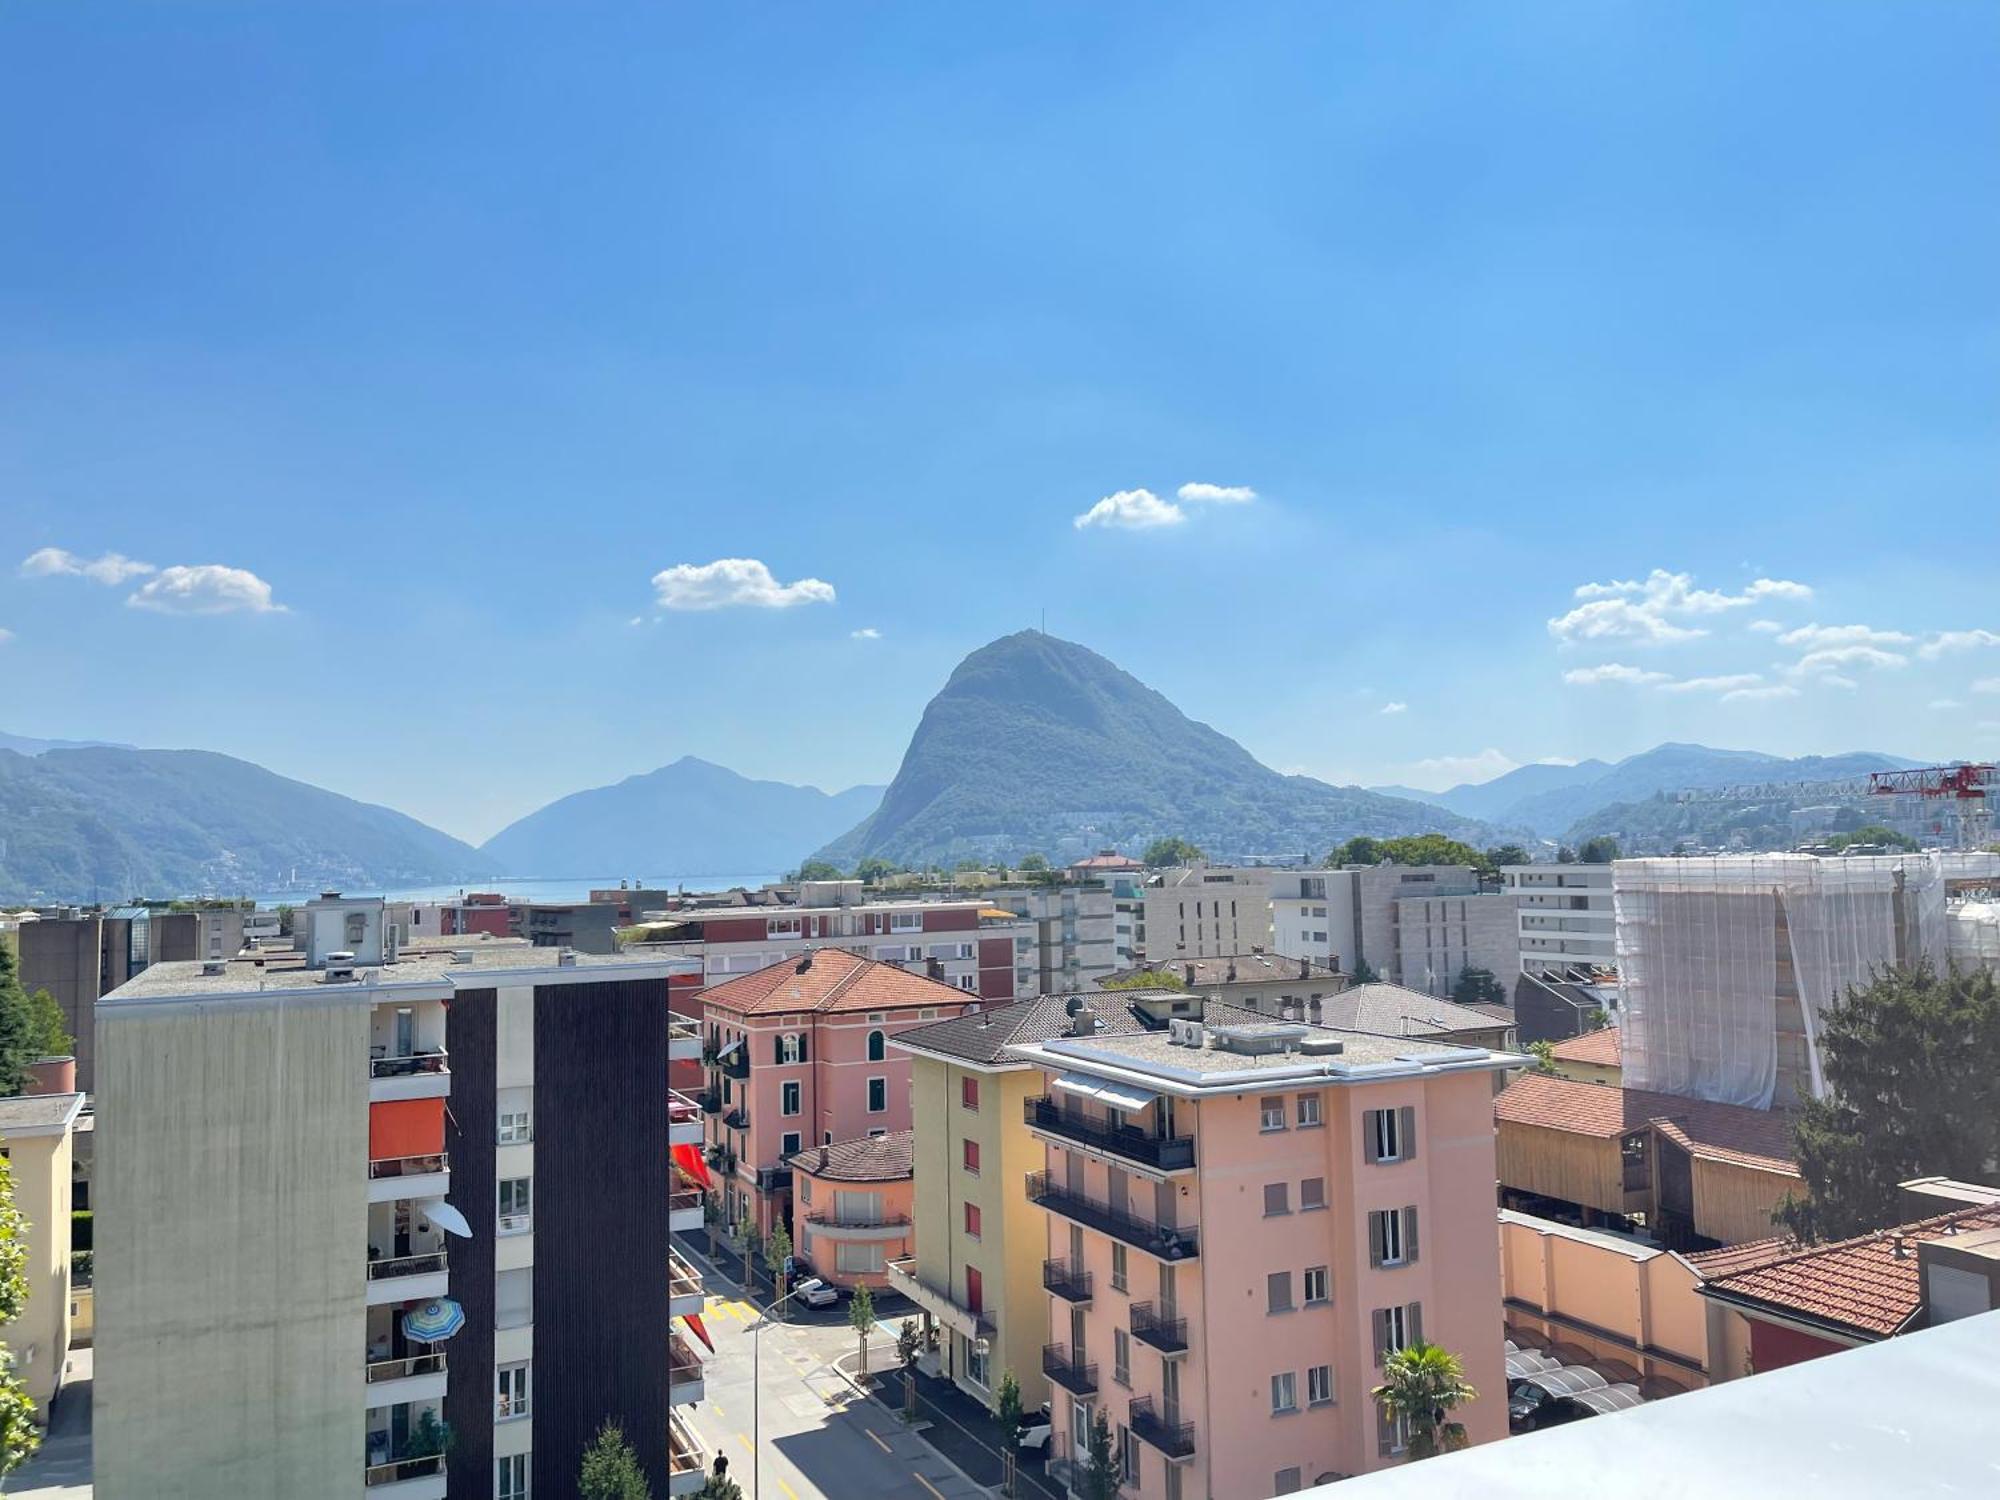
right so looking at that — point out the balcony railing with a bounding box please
[370,1050,449,1079]
[1042,1343,1099,1396]
[1129,1301,1189,1354]
[757,1164,794,1194]
[366,1251,448,1281]
[365,1455,445,1486]
[1128,1396,1197,1459]
[366,1352,447,1384]
[668,1090,704,1128]
[368,1153,449,1182]
[670,1013,701,1045]
[1025,1172,1200,1261]
[1024,1098,1196,1172]
[669,1185,702,1217]
[670,1411,707,1483]
[722,1107,750,1131]
[668,1333,703,1382]
[705,1143,738,1176]
[696,1087,723,1115]
[722,1051,751,1081]
[1042,1258,1094,1303]
[670,1248,703,1304]
[804,1209,910,1230]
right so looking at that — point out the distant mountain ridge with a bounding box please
[480,756,884,877]
[0,746,497,903]
[816,631,1490,867]
[0,730,134,757]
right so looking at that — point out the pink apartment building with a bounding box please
[699,951,974,1238]
[1009,1005,1518,1496]
[787,1130,916,1290]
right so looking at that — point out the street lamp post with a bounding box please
[750,1282,809,1500]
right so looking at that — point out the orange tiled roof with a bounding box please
[1685,1234,1796,1278]
[788,1129,915,1182]
[1494,1072,1798,1176]
[1549,1027,1622,1068]
[1702,1206,2000,1338]
[700,949,970,1017]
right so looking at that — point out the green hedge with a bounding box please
[71,1209,91,1252]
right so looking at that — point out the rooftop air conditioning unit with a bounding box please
[323,950,357,983]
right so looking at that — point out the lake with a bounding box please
[248,874,784,908]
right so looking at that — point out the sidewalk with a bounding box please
[873,1364,1064,1500]
[6,1347,92,1497]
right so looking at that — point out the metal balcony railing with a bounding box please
[366,1251,448,1281]
[804,1208,909,1230]
[1130,1301,1189,1354]
[370,1050,449,1079]
[1042,1343,1098,1395]
[696,1087,723,1114]
[722,1106,750,1131]
[1024,1098,1196,1172]
[1025,1173,1199,1260]
[365,1352,447,1384]
[1042,1257,1094,1302]
[757,1164,793,1194]
[1129,1396,1197,1458]
[722,1051,751,1081]
[365,1455,444,1486]
[368,1153,449,1182]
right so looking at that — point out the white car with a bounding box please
[792,1277,840,1309]
[1017,1403,1054,1453]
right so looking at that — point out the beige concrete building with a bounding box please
[0,1092,85,1418]
[1272,867,1518,998]
[1136,867,1274,962]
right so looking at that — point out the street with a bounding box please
[680,1239,993,1500]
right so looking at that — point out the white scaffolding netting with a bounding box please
[1616,855,1946,1109]
[1948,901,2000,966]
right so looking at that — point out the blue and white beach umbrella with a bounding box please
[401,1297,466,1344]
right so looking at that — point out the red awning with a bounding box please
[673,1140,713,1191]
[681,1312,714,1353]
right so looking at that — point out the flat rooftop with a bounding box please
[1014,1022,1513,1093]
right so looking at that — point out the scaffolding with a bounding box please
[1615,855,1953,1110]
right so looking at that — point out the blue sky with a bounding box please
[3,4,1997,843]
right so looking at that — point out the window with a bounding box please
[1300,1176,1327,1212]
[497,1109,532,1144]
[496,1361,530,1420]
[782,1131,802,1157]
[1267,1270,1294,1314]
[799,1178,812,1206]
[1308,1364,1333,1406]
[1070,1397,1091,1454]
[1296,1093,1322,1128]
[1263,1182,1290,1217]
[498,1177,532,1233]
[965,1202,982,1239]
[768,916,803,938]
[1275,1468,1303,1496]
[496,1453,529,1500]
[1119,1424,1141,1486]
[778,1032,804,1064]
[892,911,924,932]
[962,1138,980,1175]
[1365,1106,1415,1164]
[965,1336,990,1389]
[345,911,367,946]
[961,1076,980,1111]
[782,1080,802,1116]
[835,1241,886,1274]
[496,1268,532,1330]
[1110,1243,1128,1293]
[867,1030,886,1062]
[955,974,977,992]
[1113,1327,1131,1386]
[1369,1207,1419,1268]
[1271,1371,1298,1414]
[1373,1302,1421,1362]
[867,1077,888,1113]
[1260,1097,1286,1132]
[966,1266,984,1316]
[1304,1265,1330,1305]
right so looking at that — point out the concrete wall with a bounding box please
[18,918,103,1091]
[1392,891,1520,999]
[95,993,371,1500]
[1,1118,75,1415]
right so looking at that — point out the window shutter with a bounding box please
[1404,1206,1420,1265]
[1362,1111,1381,1165]
[799,1033,809,1064]
[774,1034,785,1066]
[1398,1106,1417,1160]
[1376,1401,1396,1457]
[1367,1212,1383,1269]
[1407,1301,1424,1348]
[1372,1308,1391,1363]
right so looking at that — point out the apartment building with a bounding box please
[669,1009,711,1498]
[787,1131,915,1291]
[1107,953,1347,1017]
[1504,863,1615,975]
[1271,867,1516,999]
[1136,867,1274,962]
[1008,1004,1518,1494]
[0,1092,85,1418]
[984,882,1118,994]
[93,896,699,1500]
[406,893,513,942]
[697,951,975,1240]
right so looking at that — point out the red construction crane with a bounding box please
[1677,762,1997,848]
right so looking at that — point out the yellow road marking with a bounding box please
[779,1483,801,1500]
[864,1427,891,1454]
[914,1473,947,1500]
[710,1403,725,1418]
[738,1432,755,1454]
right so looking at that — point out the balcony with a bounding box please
[1129,1301,1188,1355]
[722,1049,751,1081]
[804,1208,910,1242]
[756,1164,793,1194]
[669,1410,709,1497]
[669,1330,705,1407]
[363,1351,448,1406]
[722,1106,750,1131]
[365,1251,450,1306]
[1041,1258,1094,1303]
[669,1013,703,1063]
[1128,1396,1196,1460]
[1025,1172,1200,1261]
[669,1183,704,1234]
[670,1247,704,1315]
[1042,1342,1098,1396]
[696,1087,723,1115]
[668,1090,704,1145]
[705,1143,737,1177]
[367,1153,450,1204]
[368,1050,451,1103]
[364,1454,446,1495]
[1024,1098,1196,1173]
[886,1257,993,1343]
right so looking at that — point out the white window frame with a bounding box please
[1260,1097,1286,1133]
[1071,1397,1092,1454]
[1372,1209,1407,1268]
[955,973,977,992]
[497,1177,532,1234]
[782,1130,802,1157]
[891,911,924,933]
[496,1360,531,1421]
[780,1032,804,1065]
[497,1109,532,1145]
[1300,1176,1327,1212]
[768,917,803,938]
[496,1452,529,1500]
[1304,1265,1330,1305]
[1373,1108,1404,1163]
[781,1080,802,1116]
[1271,1371,1298,1414]
[1295,1093,1322,1128]
[1308,1364,1333,1406]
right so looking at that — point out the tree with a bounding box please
[1777,962,2000,1242]
[1102,968,1189,992]
[1526,1039,1557,1073]
[697,1466,743,1500]
[895,1318,923,1420]
[579,1420,653,1500]
[1452,966,1506,1007]
[1329,834,1487,871]
[1827,824,1919,853]
[1142,837,1205,868]
[794,859,844,882]
[1349,958,1380,984]
[1082,1406,1119,1500]
[736,1210,757,1292]
[1326,835,1386,868]
[1556,845,1578,864]
[24,989,71,1060]
[765,1223,792,1311]
[856,857,898,884]
[848,1282,876,1377]
[1484,844,1531,870]
[0,944,39,1096]
[995,1371,1025,1498]
[1576,835,1621,864]
[1018,852,1050,872]
[0,1156,35,1477]
[1371,1340,1478,1460]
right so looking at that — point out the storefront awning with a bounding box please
[1051,1070,1159,1113]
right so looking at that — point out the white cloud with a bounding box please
[650,558,836,611]
[1786,645,1908,679]
[1399,748,1520,790]
[1073,488,1185,531]
[1919,629,2000,660]
[1657,673,1767,694]
[1974,678,2000,696]
[1721,683,1802,703]
[0,627,12,645]
[1747,619,1785,635]
[1379,701,1407,716]
[1930,698,1963,710]
[1552,569,1811,645]
[851,627,882,640]
[20,547,156,585]
[1562,663,1673,686]
[127,564,286,615]
[1176,482,1257,505]
[1775,623,1914,650]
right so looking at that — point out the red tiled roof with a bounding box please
[1494,1073,1799,1176]
[699,950,970,1017]
[787,1129,915,1182]
[1701,1206,2000,1338]
[1685,1235,1795,1278]
[1549,1028,1622,1067]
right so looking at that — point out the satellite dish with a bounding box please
[1065,997,1084,1016]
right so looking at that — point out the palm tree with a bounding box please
[1370,1340,1477,1460]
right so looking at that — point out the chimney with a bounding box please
[1183,963,1196,987]
[796,952,814,974]
[926,956,945,981]
[1299,956,1310,979]
[1070,1004,1098,1037]
[1226,961,1237,983]
[818,1146,830,1171]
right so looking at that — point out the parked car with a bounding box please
[792,1277,840,1309]
[1017,1403,1054,1453]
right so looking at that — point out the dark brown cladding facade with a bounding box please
[443,988,499,1495]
